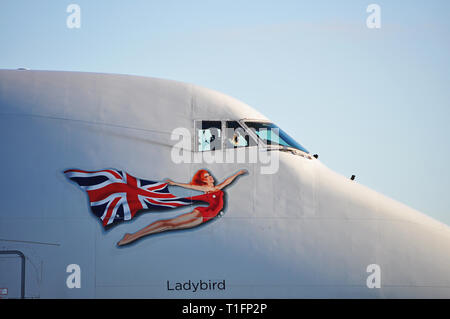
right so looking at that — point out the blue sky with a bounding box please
[1,0,450,224]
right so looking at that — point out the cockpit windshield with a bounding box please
[244,121,309,154]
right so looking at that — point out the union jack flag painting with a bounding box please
[64,169,194,227]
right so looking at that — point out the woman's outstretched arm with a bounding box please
[216,169,248,190]
[166,179,209,192]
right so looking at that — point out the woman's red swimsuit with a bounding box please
[190,190,224,223]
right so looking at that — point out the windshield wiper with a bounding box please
[265,145,313,159]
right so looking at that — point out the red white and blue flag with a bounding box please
[64,169,194,227]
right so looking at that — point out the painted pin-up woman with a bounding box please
[117,169,247,246]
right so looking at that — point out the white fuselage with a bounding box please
[0,70,449,298]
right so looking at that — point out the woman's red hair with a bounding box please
[190,169,209,186]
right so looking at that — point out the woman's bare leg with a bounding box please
[117,210,203,246]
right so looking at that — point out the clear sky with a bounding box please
[1,1,449,224]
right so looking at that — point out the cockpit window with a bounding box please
[196,120,222,151]
[225,121,250,148]
[244,121,309,154]
[194,120,307,154]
